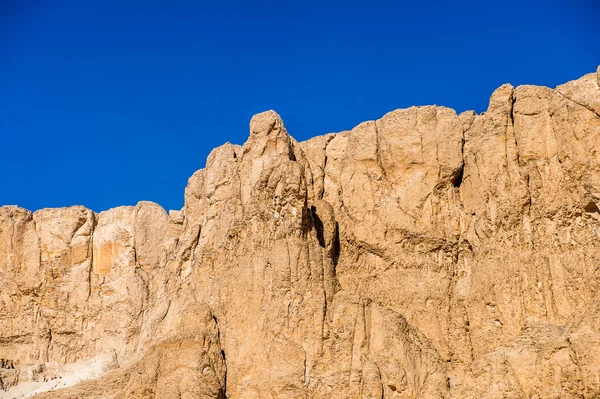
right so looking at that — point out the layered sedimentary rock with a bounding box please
[1,67,599,398]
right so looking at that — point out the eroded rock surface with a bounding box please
[1,68,599,398]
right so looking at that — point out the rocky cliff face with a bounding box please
[1,67,600,399]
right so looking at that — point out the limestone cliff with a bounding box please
[1,67,600,399]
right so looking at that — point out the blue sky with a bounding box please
[1,0,598,212]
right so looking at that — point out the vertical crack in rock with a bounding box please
[311,206,326,248]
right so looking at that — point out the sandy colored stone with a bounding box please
[1,66,600,398]
[31,304,225,399]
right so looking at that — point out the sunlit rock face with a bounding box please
[1,67,600,399]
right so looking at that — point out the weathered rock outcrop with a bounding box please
[1,67,599,398]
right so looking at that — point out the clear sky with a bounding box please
[1,0,598,212]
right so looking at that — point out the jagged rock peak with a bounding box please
[249,109,286,137]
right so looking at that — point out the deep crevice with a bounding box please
[332,222,340,268]
[311,206,326,248]
[220,348,227,399]
[451,165,464,188]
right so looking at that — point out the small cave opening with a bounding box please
[585,200,599,214]
[451,165,464,189]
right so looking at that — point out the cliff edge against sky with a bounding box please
[1,67,600,398]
